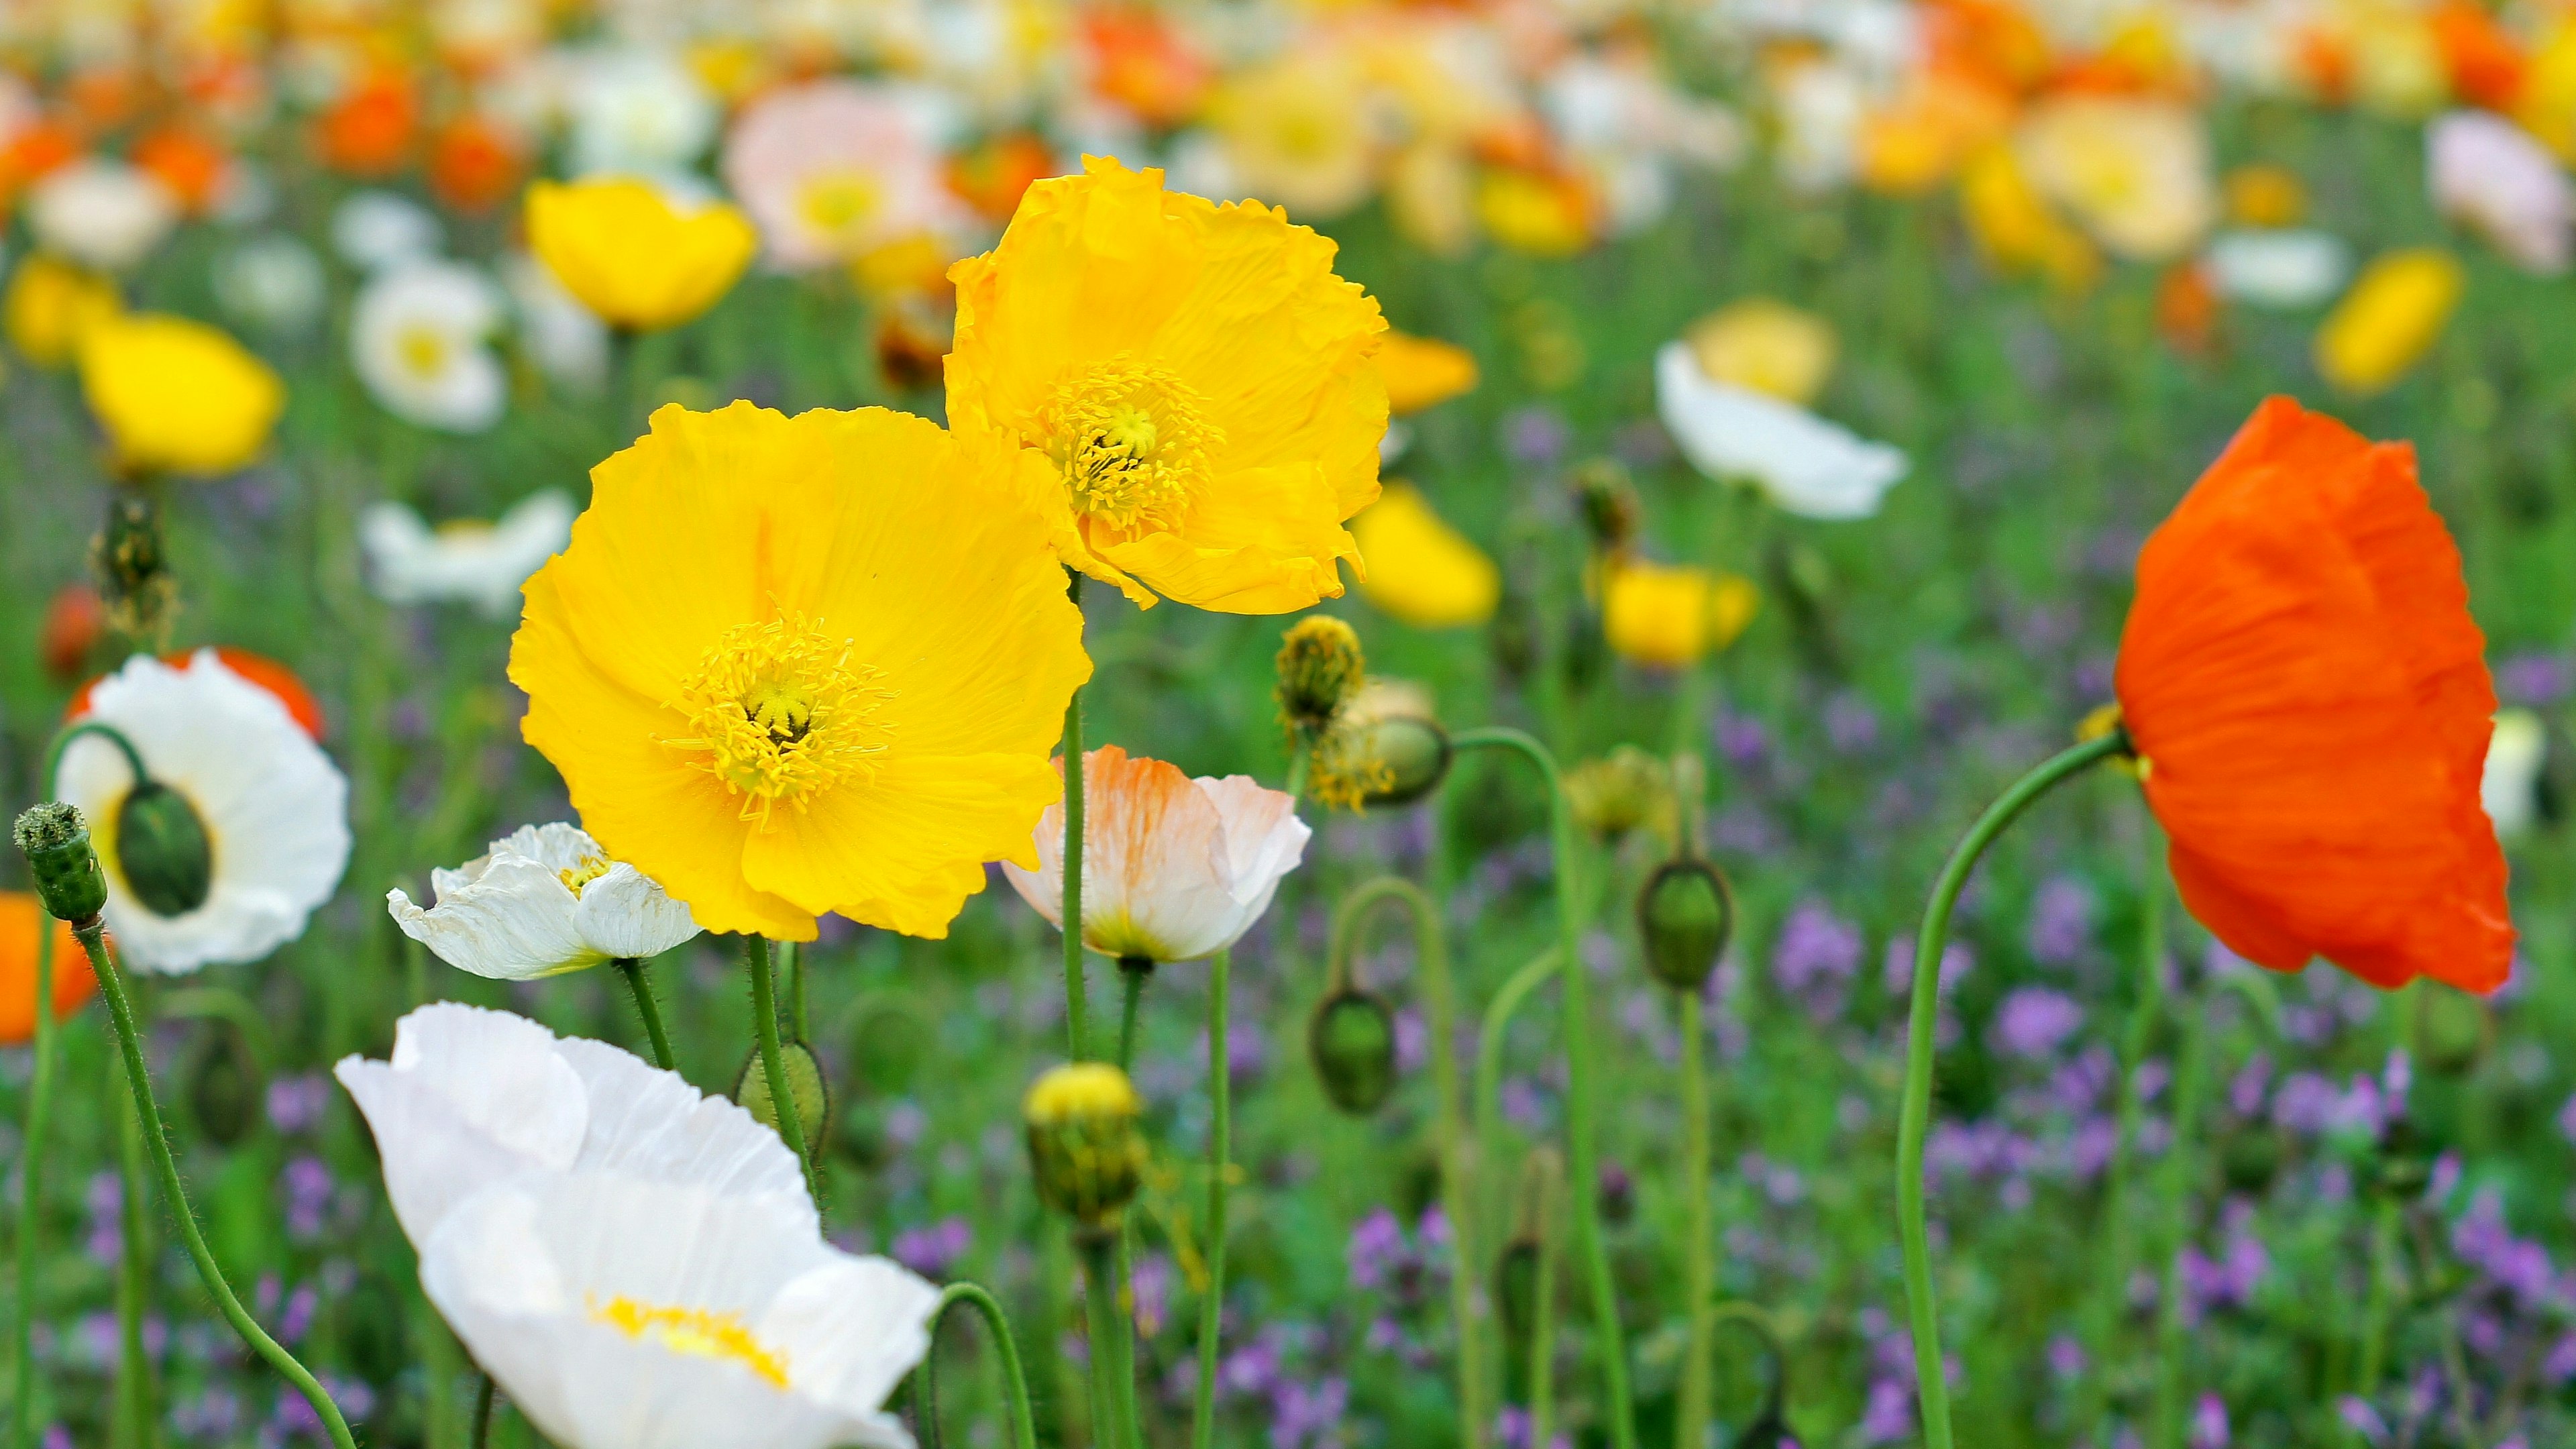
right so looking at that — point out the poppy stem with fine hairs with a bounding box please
[1189,947,1233,1449]
[7,924,57,1449]
[912,1281,1038,1449]
[112,1054,157,1449]
[2147,987,2216,1449]
[1448,725,1636,1449]
[745,936,820,1204]
[614,958,676,1071]
[1896,729,2130,1449]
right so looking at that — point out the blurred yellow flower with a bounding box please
[1682,299,1837,407]
[78,313,283,476]
[1352,483,1497,629]
[2224,164,2307,227]
[2518,15,2576,160]
[1213,49,1378,221]
[510,402,1091,941]
[2314,247,2464,395]
[525,178,757,331]
[1603,561,1758,669]
[1857,78,2010,195]
[945,156,1388,614]
[5,256,120,368]
[1476,167,1594,258]
[1959,145,2100,290]
[1378,331,1478,415]
[2014,95,2216,262]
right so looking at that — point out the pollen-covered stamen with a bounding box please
[587,1294,792,1388]
[664,614,894,824]
[1037,355,1223,535]
[557,854,611,897]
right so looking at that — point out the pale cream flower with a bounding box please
[350,260,508,433]
[720,78,966,272]
[29,159,179,272]
[2203,228,2351,309]
[2483,709,2547,839]
[1654,341,1906,519]
[2015,95,2217,262]
[569,48,718,180]
[331,189,445,272]
[386,822,698,979]
[2428,111,2573,274]
[362,490,574,615]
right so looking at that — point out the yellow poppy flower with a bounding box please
[1603,561,1759,669]
[508,402,1092,941]
[2314,248,2463,396]
[1378,331,1479,415]
[1352,483,1498,629]
[78,313,284,476]
[1958,144,2100,291]
[945,156,1388,615]
[525,178,758,331]
[6,255,120,368]
[1682,299,1837,407]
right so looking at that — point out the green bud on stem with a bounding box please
[13,802,109,926]
[1023,1063,1146,1230]
[1638,859,1735,992]
[117,781,214,917]
[1309,989,1397,1115]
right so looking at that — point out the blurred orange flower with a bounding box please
[428,115,525,214]
[0,892,93,1046]
[1085,9,1215,126]
[2432,0,2528,111]
[132,127,228,213]
[948,133,1056,222]
[315,72,419,177]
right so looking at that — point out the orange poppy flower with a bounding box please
[314,72,418,177]
[2115,396,2512,994]
[132,126,230,213]
[0,892,95,1045]
[427,115,524,214]
[70,645,325,741]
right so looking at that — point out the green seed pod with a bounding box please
[1023,1062,1146,1228]
[1309,989,1397,1115]
[734,1040,831,1148]
[116,780,214,918]
[13,802,108,925]
[1638,859,1734,991]
[1274,616,1365,734]
[186,1024,266,1148]
[1355,714,1451,809]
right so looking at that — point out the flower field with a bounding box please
[2,3,2575,1449]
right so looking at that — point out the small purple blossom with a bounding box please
[1990,987,2083,1060]
[891,1217,973,1279]
[1771,901,1862,1020]
[265,1073,332,1135]
[2024,877,2095,965]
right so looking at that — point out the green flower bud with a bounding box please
[735,1040,832,1148]
[1356,714,1450,808]
[1275,616,1365,734]
[13,802,108,925]
[1637,859,1734,992]
[1023,1062,1146,1228]
[1309,989,1397,1115]
[116,780,214,918]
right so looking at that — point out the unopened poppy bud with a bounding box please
[735,1039,831,1148]
[186,1025,266,1147]
[1566,747,1675,841]
[1572,460,1639,553]
[116,780,214,918]
[1024,1062,1146,1228]
[1357,714,1451,808]
[13,802,108,926]
[1309,989,1397,1114]
[92,493,177,641]
[40,584,103,684]
[1275,616,1365,734]
[1638,859,1734,991]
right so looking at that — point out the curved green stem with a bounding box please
[1475,949,1562,1248]
[1063,582,1090,1061]
[1191,949,1232,1449]
[44,720,149,792]
[113,1058,155,1449]
[913,1281,1038,1449]
[1706,1301,1789,1426]
[1676,988,1713,1449]
[1450,726,1633,1449]
[1332,879,1486,1448]
[1897,731,2126,1449]
[745,936,819,1205]
[614,959,677,1071]
[154,988,277,1071]
[9,923,57,1449]
[470,1374,494,1449]
[74,922,358,1449]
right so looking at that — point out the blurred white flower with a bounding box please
[2202,228,2351,309]
[350,260,508,433]
[212,234,327,335]
[503,253,610,392]
[2428,111,2572,274]
[1004,745,1308,965]
[2483,708,2546,839]
[721,79,966,271]
[28,159,178,271]
[1771,60,1868,194]
[570,49,717,178]
[331,189,445,272]
[388,822,698,979]
[361,489,574,614]
[1654,341,1906,519]
[55,650,350,974]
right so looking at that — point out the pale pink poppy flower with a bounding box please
[719,78,967,271]
[2428,110,2572,274]
[1003,745,1309,964]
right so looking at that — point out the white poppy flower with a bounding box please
[330,189,444,272]
[350,260,508,433]
[2202,228,2351,309]
[569,49,717,178]
[2428,111,2572,275]
[386,822,698,979]
[54,650,349,973]
[212,234,327,335]
[362,490,575,616]
[1003,745,1309,965]
[28,159,178,271]
[1653,341,1907,520]
[419,1173,935,1449]
[334,1004,810,1246]
[2482,708,2546,839]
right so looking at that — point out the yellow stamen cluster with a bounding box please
[1036,355,1222,535]
[588,1295,791,1388]
[557,854,611,897]
[665,613,893,824]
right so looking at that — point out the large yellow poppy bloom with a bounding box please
[510,402,1092,940]
[945,156,1389,615]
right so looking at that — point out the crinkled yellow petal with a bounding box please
[1096,463,1359,614]
[740,753,1063,937]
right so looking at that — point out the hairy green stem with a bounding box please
[113,1059,156,1449]
[1450,725,1633,1449]
[1476,949,1562,1253]
[1191,949,1233,1449]
[9,923,57,1449]
[782,941,808,1043]
[1079,1232,1140,1449]
[614,959,676,1071]
[745,936,819,1204]
[914,1281,1038,1449]
[1115,961,1149,1073]
[74,922,358,1449]
[1106,962,1148,1443]
[1898,731,2126,1449]
[1676,988,1713,1449]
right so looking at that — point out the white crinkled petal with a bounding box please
[334,1004,588,1243]
[389,855,600,979]
[549,1034,812,1219]
[1198,774,1309,948]
[1654,343,1907,520]
[572,863,703,960]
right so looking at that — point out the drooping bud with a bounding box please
[186,1023,266,1147]
[1024,1062,1146,1228]
[1275,616,1365,736]
[735,1039,831,1148]
[115,780,214,918]
[1638,859,1734,992]
[1572,460,1639,555]
[13,803,108,925]
[92,493,177,643]
[1354,714,1451,808]
[1309,989,1397,1115]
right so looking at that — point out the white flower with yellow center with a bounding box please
[388,823,700,981]
[351,260,508,433]
[1653,340,1907,520]
[54,650,350,973]
[720,78,965,272]
[28,158,178,271]
[362,490,575,616]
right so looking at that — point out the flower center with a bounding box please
[396,323,451,379]
[588,1295,790,1388]
[664,613,894,824]
[798,171,883,239]
[1036,356,1222,535]
[557,854,611,896]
